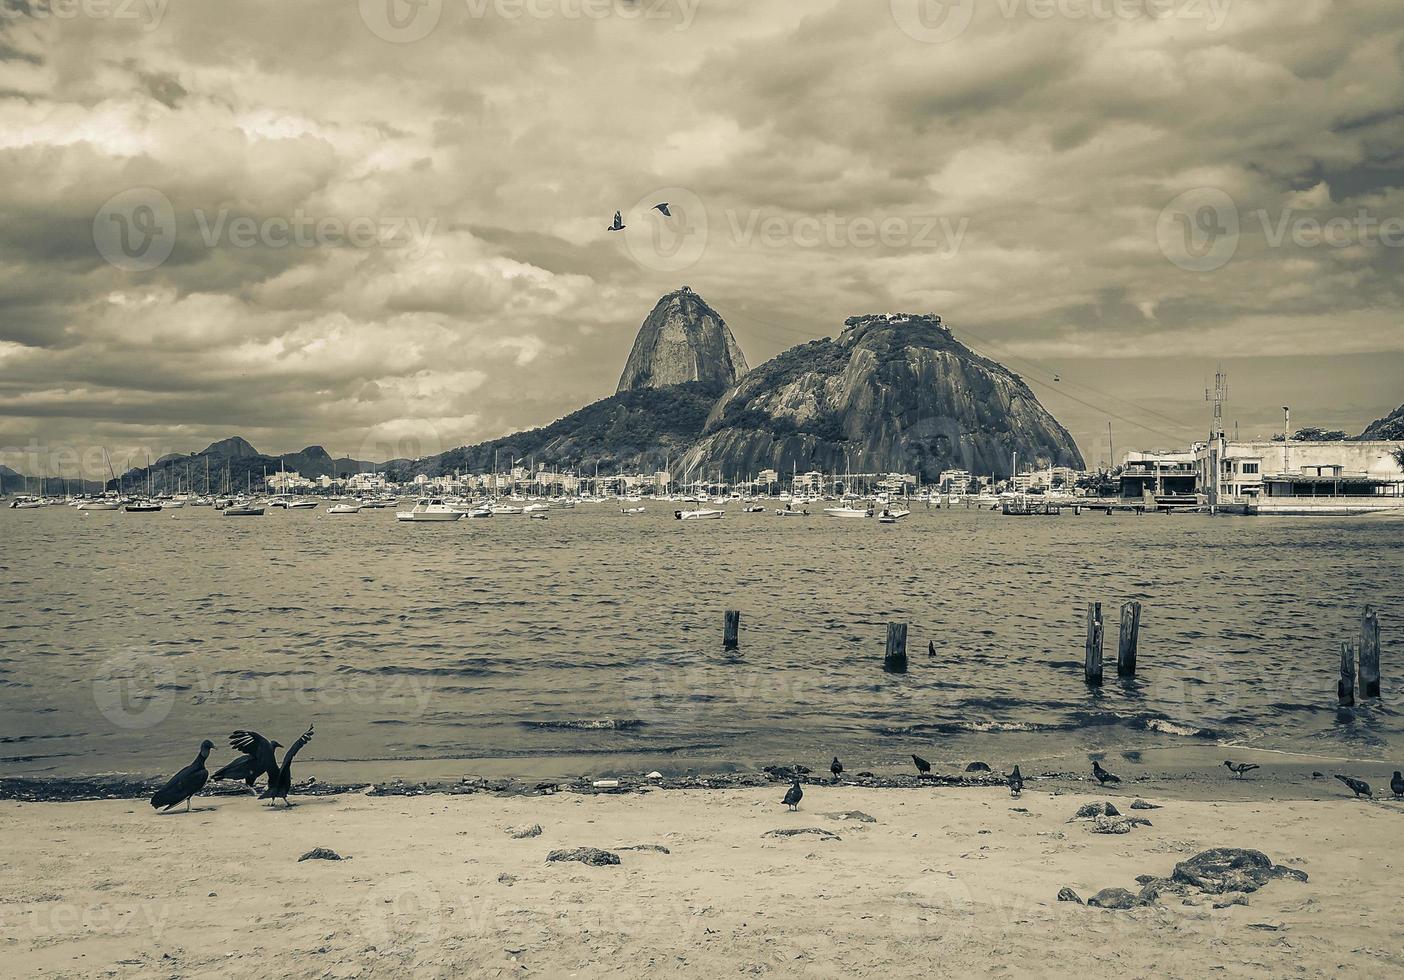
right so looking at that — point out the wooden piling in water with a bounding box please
[723,610,740,651]
[1084,602,1104,687]
[1117,601,1142,677]
[1358,606,1381,698]
[884,623,908,674]
[1339,642,1356,707]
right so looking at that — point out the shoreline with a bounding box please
[5,784,1402,977]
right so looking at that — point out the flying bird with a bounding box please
[150,739,214,813]
[912,754,932,778]
[652,202,671,217]
[607,210,625,232]
[1092,760,1121,787]
[781,778,803,811]
[259,724,315,807]
[1223,760,1260,780]
[1007,765,1024,798]
[830,757,843,783]
[1334,774,1372,799]
[212,730,282,788]
[1391,771,1403,799]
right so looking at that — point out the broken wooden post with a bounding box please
[723,610,740,651]
[1358,605,1380,698]
[1084,602,1104,687]
[1117,601,1142,677]
[884,623,908,674]
[1338,642,1356,707]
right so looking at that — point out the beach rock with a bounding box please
[1171,848,1307,895]
[1137,878,1189,903]
[1213,893,1250,909]
[762,828,840,841]
[497,874,516,886]
[618,844,671,854]
[964,762,991,773]
[1130,800,1161,810]
[822,811,877,823]
[1069,802,1120,821]
[546,847,621,867]
[506,824,543,839]
[297,847,344,862]
[1056,887,1084,904]
[1089,815,1133,835]
[1087,887,1142,910]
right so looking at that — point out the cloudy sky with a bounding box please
[2,0,1402,476]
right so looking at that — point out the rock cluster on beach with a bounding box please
[1067,847,1308,911]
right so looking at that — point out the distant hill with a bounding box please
[117,439,382,494]
[617,286,748,393]
[389,381,723,480]
[1358,403,1404,440]
[680,313,1085,482]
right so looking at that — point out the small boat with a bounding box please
[743,505,765,513]
[396,498,464,522]
[124,500,163,512]
[877,508,911,524]
[675,509,725,521]
[823,505,872,519]
[163,499,185,509]
[9,496,44,509]
[529,513,549,521]
[76,497,122,511]
[286,499,319,510]
[522,503,550,513]
[775,507,809,517]
[223,503,265,516]
[621,506,646,515]
[327,503,362,515]
[488,503,523,515]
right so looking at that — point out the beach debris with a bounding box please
[1130,799,1160,810]
[506,824,543,839]
[592,779,620,789]
[1007,766,1024,797]
[646,771,663,781]
[762,827,840,841]
[1311,771,1325,779]
[1087,887,1140,910]
[297,847,343,862]
[1224,760,1260,779]
[547,847,621,867]
[1056,887,1084,904]
[497,873,516,886]
[912,754,932,778]
[1334,774,1372,798]
[1068,801,1120,821]
[1213,893,1250,909]
[965,762,991,773]
[618,844,671,853]
[1171,848,1307,894]
[1089,814,1151,835]
[822,810,877,823]
[1091,760,1121,788]
[781,779,803,811]
[150,739,214,813]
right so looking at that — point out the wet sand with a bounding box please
[4,781,1401,978]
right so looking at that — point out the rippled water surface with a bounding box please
[1,504,1400,778]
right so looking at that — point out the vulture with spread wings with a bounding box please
[259,724,315,806]
[212,730,282,788]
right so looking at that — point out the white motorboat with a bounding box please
[675,508,725,521]
[522,503,550,513]
[877,508,911,524]
[223,503,265,517]
[286,499,319,510]
[76,497,122,511]
[823,505,872,518]
[9,496,44,509]
[621,506,646,515]
[328,503,362,515]
[164,499,185,509]
[396,498,464,522]
[775,507,809,517]
[488,503,523,515]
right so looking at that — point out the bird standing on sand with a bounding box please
[652,202,671,217]
[259,725,315,807]
[1223,760,1260,780]
[1091,761,1121,788]
[912,754,932,778]
[830,757,843,783]
[607,210,625,232]
[150,740,214,813]
[781,778,803,811]
[1391,771,1403,799]
[212,730,282,789]
[1007,766,1024,798]
[1334,774,1372,799]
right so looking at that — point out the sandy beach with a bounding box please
[4,782,1401,979]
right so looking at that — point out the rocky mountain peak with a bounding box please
[616,287,749,393]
